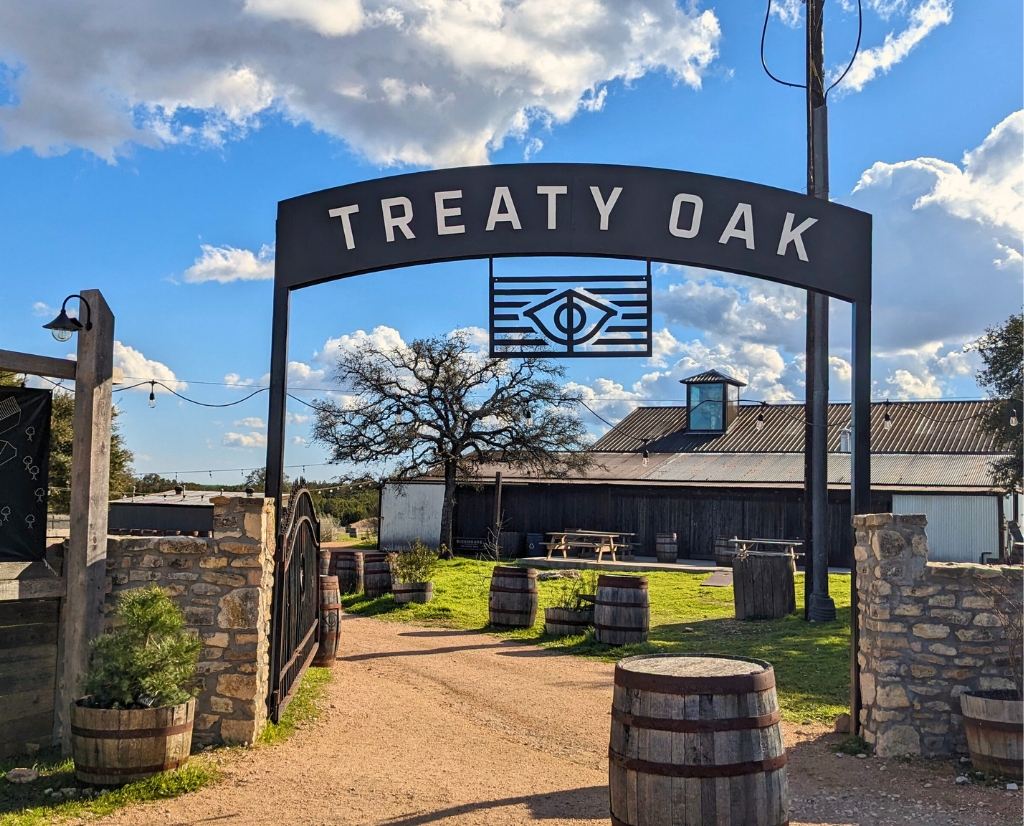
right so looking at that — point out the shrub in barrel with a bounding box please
[72,586,201,786]
[387,540,440,604]
[594,575,649,645]
[488,566,538,628]
[544,570,597,636]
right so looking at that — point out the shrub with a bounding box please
[387,539,441,584]
[552,569,599,611]
[83,586,201,710]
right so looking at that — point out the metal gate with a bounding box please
[268,485,320,723]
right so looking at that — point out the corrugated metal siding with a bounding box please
[592,401,1000,454]
[892,494,999,563]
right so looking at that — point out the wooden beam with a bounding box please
[0,349,76,380]
[0,578,66,601]
[56,290,114,754]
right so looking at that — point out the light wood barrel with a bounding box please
[312,575,341,667]
[71,698,195,786]
[363,553,392,598]
[393,581,434,604]
[319,548,332,577]
[733,553,796,620]
[335,550,364,594]
[488,566,538,628]
[544,607,594,637]
[960,690,1023,780]
[595,575,649,646]
[655,533,678,564]
[609,654,789,826]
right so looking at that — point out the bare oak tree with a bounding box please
[310,332,594,553]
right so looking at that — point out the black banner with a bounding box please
[0,387,52,563]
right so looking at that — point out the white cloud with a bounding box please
[113,341,186,392]
[0,0,721,167]
[224,373,256,387]
[315,325,407,366]
[182,244,274,284]
[222,430,268,449]
[287,412,311,425]
[836,0,952,94]
[32,301,55,317]
[233,416,266,428]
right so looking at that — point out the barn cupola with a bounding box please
[680,370,746,434]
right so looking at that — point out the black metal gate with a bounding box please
[268,485,320,723]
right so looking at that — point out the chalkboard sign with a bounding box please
[0,387,52,563]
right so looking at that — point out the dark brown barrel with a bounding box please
[655,533,677,563]
[335,550,364,594]
[609,654,790,826]
[488,566,538,628]
[312,575,341,667]
[393,581,434,604]
[594,575,649,646]
[960,691,1023,780]
[714,535,735,568]
[544,607,593,637]
[71,697,195,786]
[363,552,392,598]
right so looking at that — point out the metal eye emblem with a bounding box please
[522,289,617,349]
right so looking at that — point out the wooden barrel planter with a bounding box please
[335,550,364,594]
[312,575,342,667]
[393,581,434,604]
[363,553,392,598]
[609,653,789,826]
[488,566,538,628]
[594,575,649,646]
[733,552,796,620]
[71,697,195,786]
[655,533,677,564]
[714,535,736,568]
[544,607,594,637]
[960,690,1023,780]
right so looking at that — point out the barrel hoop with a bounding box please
[611,816,787,826]
[611,706,781,733]
[608,748,787,778]
[964,753,1024,773]
[71,722,193,740]
[595,622,649,633]
[963,715,1024,734]
[489,586,539,594]
[594,600,649,608]
[490,608,535,616]
[598,576,647,589]
[547,618,592,628]
[74,757,189,775]
[321,602,342,610]
[615,662,774,695]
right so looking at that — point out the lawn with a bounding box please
[340,557,852,725]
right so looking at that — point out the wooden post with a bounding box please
[57,290,114,753]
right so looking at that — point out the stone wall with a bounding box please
[104,496,275,746]
[854,513,1021,758]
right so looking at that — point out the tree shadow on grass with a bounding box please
[378,786,607,825]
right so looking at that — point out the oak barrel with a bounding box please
[733,553,796,620]
[71,697,195,786]
[544,607,594,637]
[595,575,649,646]
[960,690,1023,780]
[312,575,342,667]
[335,550,364,594]
[714,535,736,568]
[363,552,393,598]
[609,654,790,826]
[655,533,678,564]
[393,581,434,604]
[488,566,538,628]
[319,548,332,577]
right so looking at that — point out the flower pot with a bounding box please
[544,607,594,637]
[71,697,195,786]
[393,581,434,604]
[960,690,1023,780]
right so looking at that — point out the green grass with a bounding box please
[258,666,332,746]
[341,557,853,724]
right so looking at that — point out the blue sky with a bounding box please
[0,0,1020,485]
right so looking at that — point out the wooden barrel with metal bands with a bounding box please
[363,552,393,598]
[960,690,1023,781]
[544,607,595,637]
[335,550,364,594]
[594,575,649,646]
[312,575,342,667]
[488,565,538,628]
[655,532,678,564]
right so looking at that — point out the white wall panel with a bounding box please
[380,483,445,550]
[893,494,998,563]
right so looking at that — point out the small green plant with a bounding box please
[836,733,873,756]
[82,586,201,709]
[552,570,599,612]
[387,539,441,584]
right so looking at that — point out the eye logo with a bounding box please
[523,289,616,349]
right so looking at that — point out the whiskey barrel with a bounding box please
[655,533,677,564]
[363,553,392,598]
[544,607,594,637]
[488,566,538,628]
[318,548,332,577]
[714,535,736,567]
[733,552,796,620]
[71,697,195,786]
[960,690,1024,780]
[594,575,649,646]
[335,550,364,594]
[609,654,790,826]
[393,581,434,604]
[312,575,341,667]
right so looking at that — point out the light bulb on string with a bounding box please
[149,382,156,408]
[882,399,892,432]
[755,403,766,432]
[641,438,650,467]
[526,407,534,427]
[1011,409,1019,428]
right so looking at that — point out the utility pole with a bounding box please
[804,0,837,623]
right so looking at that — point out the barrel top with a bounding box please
[615,654,775,694]
[597,574,648,589]
[621,655,764,678]
[493,565,537,577]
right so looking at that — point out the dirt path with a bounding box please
[98,617,1020,826]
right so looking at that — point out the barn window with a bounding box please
[681,370,746,434]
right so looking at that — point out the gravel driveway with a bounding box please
[96,616,1020,826]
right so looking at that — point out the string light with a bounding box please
[882,399,892,432]
[526,407,534,427]
[755,403,766,432]
[148,382,156,408]
[1011,408,1019,428]
[641,438,650,467]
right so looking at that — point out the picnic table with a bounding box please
[714,536,804,567]
[542,530,636,563]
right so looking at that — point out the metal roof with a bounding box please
[680,369,746,386]
[591,400,1001,455]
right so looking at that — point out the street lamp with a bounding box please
[43,295,93,342]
